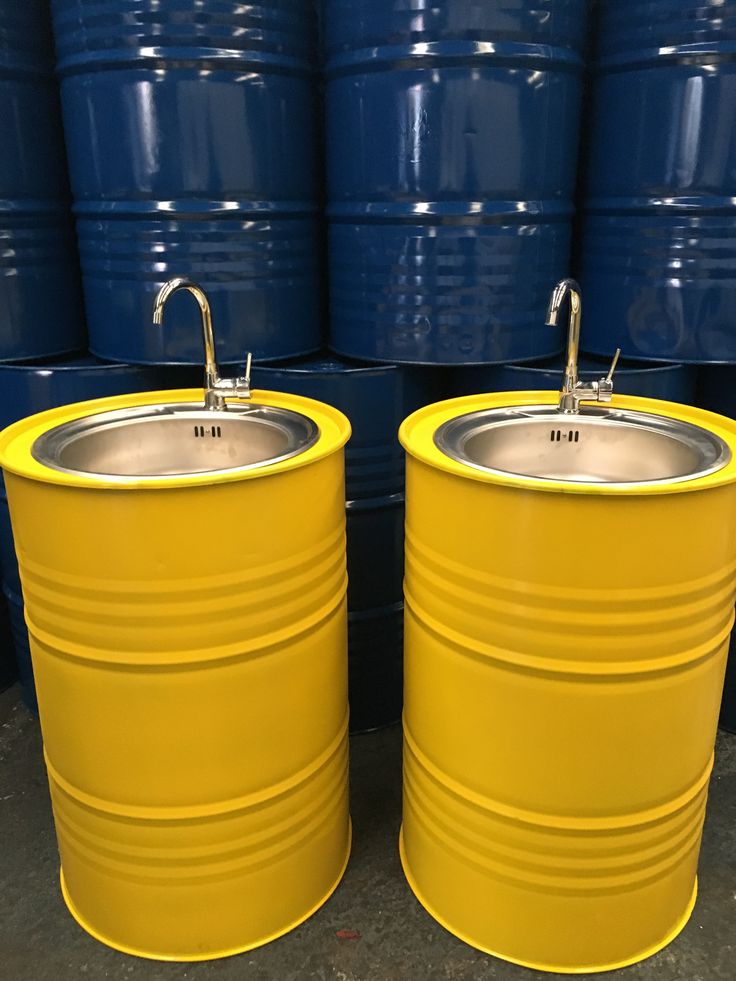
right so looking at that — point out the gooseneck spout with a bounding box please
[153,277,221,408]
[546,278,582,410]
[546,279,620,415]
[153,278,252,411]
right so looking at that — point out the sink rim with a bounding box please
[30,400,322,481]
[433,403,732,488]
[0,388,351,492]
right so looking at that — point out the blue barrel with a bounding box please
[324,0,586,365]
[3,586,29,703]
[0,1,85,360]
[0,591,16,692]
[347,603,404,734]
[579,1,736,363]
[0,356,198,709]
[251,354,445,730]
[449,355,698,402]
[696,364,736,730]
[51,0,322,365]
[721,653,736,734]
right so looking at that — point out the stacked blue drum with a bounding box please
[0,0,85,689]
[581,2,736,732]
[251,356,443,731]
[695,366,736,733]
[0,358,197,709]
[51,0,322,364]
[580,1,736,362]
[0,0,83,361]
[324,0,587,364]
[449,357,698,402]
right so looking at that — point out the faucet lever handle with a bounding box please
[231,351,252,400]
[605,348,621,385]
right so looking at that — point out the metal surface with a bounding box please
[77,210,321,365]
[435,404,729,485]
[325,0,586,364]
[32,403,319,480]
[0,387,351,960]
[399,389,736,970]
[346,498,404,613]
[695,364,736,733]
[0,1,66,198]
[250,355,443,728]
[580,1,736,362]
[545,279,619,413]
[250,356,445,501]
[448,355,698,403]
[0,481,17,594]
[0,2,84,360]
[2,584,34,712]
[0,210,85,361]
[52,0,318,201]
[0,357,198,434]
[0,590,16,692]
[721,649,736,733]
[579,212,736,364]
[347,603,403,735]
[153,278,252,410]
[0,356,198,705]
[697,365,736,420]
[324,0,588,54]
[51,0,321,364]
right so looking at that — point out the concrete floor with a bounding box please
[1,685,734,981]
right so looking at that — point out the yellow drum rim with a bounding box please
[400,391,736,496]
[0,388,351,490]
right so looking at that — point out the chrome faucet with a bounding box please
[546,278,620,414]
[153,277,251,411]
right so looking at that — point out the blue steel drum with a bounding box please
[250,356,445,502]
[0,1,84,360]
[0,484,17,596]
[51,0,322,364]
[325,0,586,365]
[347,603,404,734]
[696,364,736,730]
[3,586,31,707]
[324,1,587,53]
[75,208,321,365]
[722,652,736,733]
[593,1,736,62]
[346,498,404,612]
[328,213,573,366]
[449,355,698,403]
[0,2,67,201]
[580,1,736,363]
[251,354,444,729]
[579,213,736,363]
[0,592,16,693]
[0,356,198,709]
[0,208,85,361]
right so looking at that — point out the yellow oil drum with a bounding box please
[399,390,736,973]
[0,387,351,961]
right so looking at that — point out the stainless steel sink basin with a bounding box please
[32,402,320,479]
[434,405,730,485]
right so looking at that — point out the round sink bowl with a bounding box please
[434,405,731,485]
[31,402,320,479]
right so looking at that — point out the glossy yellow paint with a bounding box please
[0,389,352,961]
[399,391,736,973]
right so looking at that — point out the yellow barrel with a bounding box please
[399,391,736,973]
[0,388,351,961]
